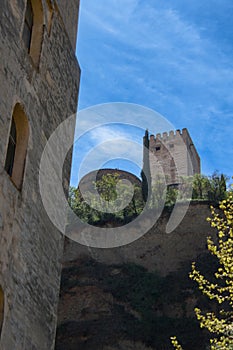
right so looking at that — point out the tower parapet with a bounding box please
[154,128,190,141]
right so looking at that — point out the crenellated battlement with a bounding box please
[149,128,190,143]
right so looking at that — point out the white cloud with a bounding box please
[76,1,233,179]
[89,125,134,144]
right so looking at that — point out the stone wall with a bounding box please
[63,201,216,276]
[0,1,80,349]
[56,0,80,50]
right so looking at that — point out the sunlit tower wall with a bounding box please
[144,128,200,186]
[0,1,80,349]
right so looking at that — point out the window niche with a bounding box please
[5,104,29,190]
[22,0,33,52]
[45,0,53,35]
[0,286,4,336]
[22,0,44,68]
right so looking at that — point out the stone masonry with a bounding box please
[143,128,200,186]
[0,1,80,349]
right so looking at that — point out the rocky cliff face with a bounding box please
[55,202,217,349]
[63,202,216,274]
[55,256,216,350]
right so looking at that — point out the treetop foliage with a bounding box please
[69,171,230,226]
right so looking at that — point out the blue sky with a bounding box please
[71,0,233,186]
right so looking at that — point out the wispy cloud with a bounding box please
[74,0,233,183]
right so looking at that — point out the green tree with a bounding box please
[129,184,144,219]
[68,186,96,223]
[165,186,178,207]
[171,191,233,350]
[95,173,119,202]
[192,173,211,200]
[191,172,228,202]
[69,173,144,225]
[150,176,167,209]
[207,172,228,203]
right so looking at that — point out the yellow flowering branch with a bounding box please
[171,190,233,350]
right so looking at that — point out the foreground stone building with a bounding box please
[0,1,80,349]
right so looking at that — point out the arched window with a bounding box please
[0,286,4,336]
[22,0,44,68]
[5,118,17,177]
[5,104,29,190]
[22,0,33,52]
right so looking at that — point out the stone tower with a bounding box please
[0,1,80,349]
[143,128,200,186]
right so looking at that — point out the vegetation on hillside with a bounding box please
[151,172,228,208]
[69,171,229,226]
[69,173,144,225]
